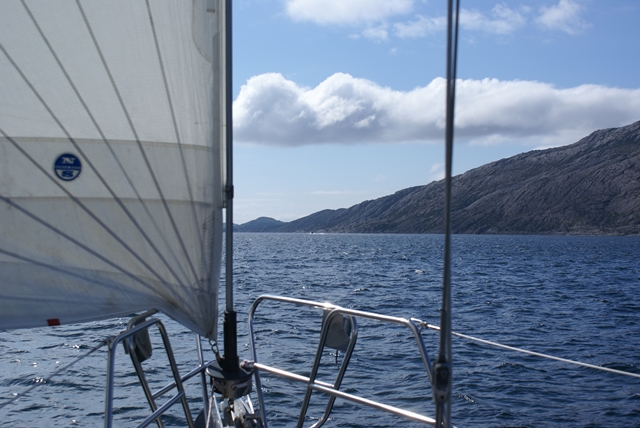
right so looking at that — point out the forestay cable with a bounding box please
[434,0,460,427]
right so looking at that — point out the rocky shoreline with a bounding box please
[237,121,640,235]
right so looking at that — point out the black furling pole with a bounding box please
[221,0,239,373]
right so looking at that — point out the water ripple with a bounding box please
[1,234,639,427]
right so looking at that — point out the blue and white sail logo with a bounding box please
[54,153,82,181]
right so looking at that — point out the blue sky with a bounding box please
[231,0,640,224]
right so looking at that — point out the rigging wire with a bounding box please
[419,321,640,380]
[435,0,460,427]
[205,389,216,428]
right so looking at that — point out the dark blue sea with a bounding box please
[1,234,639,427]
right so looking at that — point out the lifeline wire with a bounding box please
[418,321,640,380]
[0,336,112,411]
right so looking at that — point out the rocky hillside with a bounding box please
[237,121,640,235]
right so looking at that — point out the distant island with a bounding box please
[236,121,640,235]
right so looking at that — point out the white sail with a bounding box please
[0,0,225,339]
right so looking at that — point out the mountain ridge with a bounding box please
[236,121,640,235]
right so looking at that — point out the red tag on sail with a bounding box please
[47,319,61,326]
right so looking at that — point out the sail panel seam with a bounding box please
[75,0,200,282]
[0,198,160,297]
[145,0,207,280]
[17,0,193,290]
[0,129,189,308]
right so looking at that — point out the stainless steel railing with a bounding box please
[104,314,217,428]
[248,295,436,427]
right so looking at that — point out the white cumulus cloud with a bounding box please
[460,4,527,35]
[394,15,446,38]
[284,1,591,40]
[393,4,530,39]
[234,73,640,148]
[536,0,589,35]
[362,25,389,40]
[285,0,414,25]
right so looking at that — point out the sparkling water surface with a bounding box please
[1,234,639,427]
